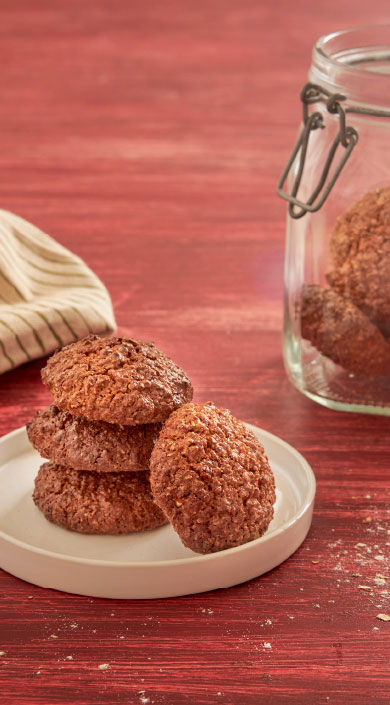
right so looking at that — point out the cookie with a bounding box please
[41,335,193,425]
[27,405,161,473]
[300,284,390,376]
[326,187,390,338]
[150,402,276,554]
[33,462,168,534]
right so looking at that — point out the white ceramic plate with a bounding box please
[0,424,315,599]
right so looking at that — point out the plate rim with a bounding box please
[0,423,316,568]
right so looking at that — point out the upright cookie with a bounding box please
[300,284,390,376]
[27,405,161,473]
[326,187,390,338]
[41,335,193,425]
[150,402,276,554]
[33,462,168,534]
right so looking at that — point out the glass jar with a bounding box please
[279,25,390,415]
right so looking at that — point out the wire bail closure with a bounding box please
[277,83,359,219]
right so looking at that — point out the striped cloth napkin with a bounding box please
[0,209,116,374]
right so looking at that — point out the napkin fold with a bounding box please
[0,210,116,374]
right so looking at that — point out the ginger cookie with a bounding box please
[41,335,193,425]
[326,187,390,339]
[150,402,276,554]
[27,405,162,473]
[300,284,390,376]
[33,462,168,534]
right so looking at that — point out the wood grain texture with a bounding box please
[0,1,390,704]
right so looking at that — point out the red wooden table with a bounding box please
[0,1,389,703]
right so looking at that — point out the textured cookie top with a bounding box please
[330,187,390,268]
[27,405,162,473]
[300,284,390,376]
[41,335,193,425]
[33,462,168,535]
[150,402,276,554]
[327,187,390,337]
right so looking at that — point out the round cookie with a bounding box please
[27,405,162,473]
[300,284,390,376]
[33,462,168,534]
[150,402,276,554]
[41,335,193,425]
[326,187,390,338]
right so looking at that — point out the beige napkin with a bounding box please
[0,210,116,374]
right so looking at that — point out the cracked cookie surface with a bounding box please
[41,335,193,425]
[33,462,168,534]
[327,187,390,339]
[27,405,161,473]
[300,284,390,376]
[150,402,276,554]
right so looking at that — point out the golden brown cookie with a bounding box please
[326,187,390,338]
[300,284,390,376]
[150,402,276,554]
[27,405,161,473]
[33,462,168,534]
[41,335,193,425]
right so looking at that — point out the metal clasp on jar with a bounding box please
[277,82,359,219]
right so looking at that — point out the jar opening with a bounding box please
[310,25,390,111]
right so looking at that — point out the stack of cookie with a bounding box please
[27,335,193,535]
[300,187,390,377]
